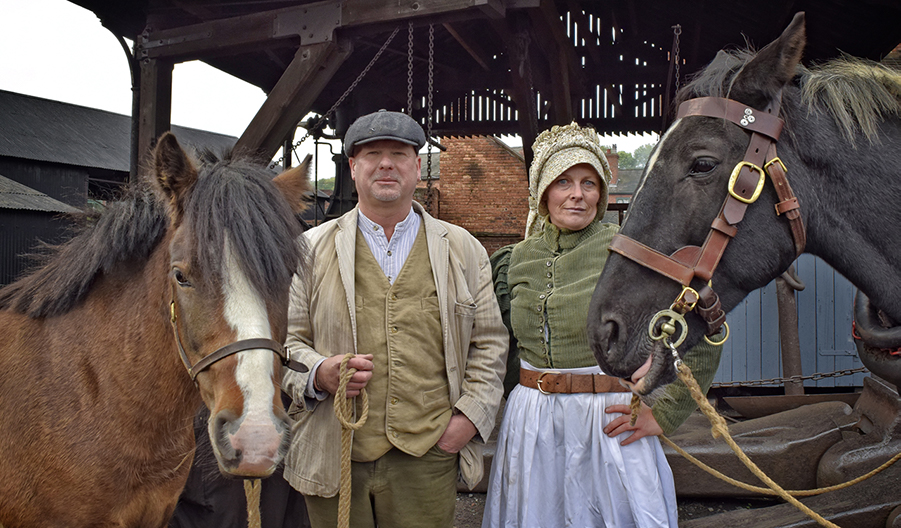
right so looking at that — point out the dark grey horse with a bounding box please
[588,13,901,395]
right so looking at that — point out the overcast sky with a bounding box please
[1,0,656,174]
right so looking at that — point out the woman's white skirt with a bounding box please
[481,364,678,528]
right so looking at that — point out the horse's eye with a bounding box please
[173,269,192,287]
[688,157,718,176]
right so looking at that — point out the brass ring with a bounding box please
[704,322,730,346]
[648,309,688,348]
[536,371,560,395]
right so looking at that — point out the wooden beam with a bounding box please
[528,0,586,96]
[344,0,503,25]
[234,38,353,160]
[490,15,538,175]
[139,0,509,62]
[137,58,173,180]
[442,23,491,71]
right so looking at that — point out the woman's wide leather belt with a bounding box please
[519,368,630,394]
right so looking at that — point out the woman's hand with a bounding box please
[603,401,663,446]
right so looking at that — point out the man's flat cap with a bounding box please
[344,109,426,156]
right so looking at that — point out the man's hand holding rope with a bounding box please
[315,354,374,397]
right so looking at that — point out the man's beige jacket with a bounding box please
[282,202,508,497]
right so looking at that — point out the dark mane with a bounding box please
[0,184,167,317]
[0,151,304,317]
[676,49,901,144]
[185,151,304,301]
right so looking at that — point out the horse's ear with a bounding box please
[153,132,198,220]
[733,12,806,108]
[272,154,312,214]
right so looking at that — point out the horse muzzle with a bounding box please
[210,409,288,477]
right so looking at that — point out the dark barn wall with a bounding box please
[0,158,88,208]
[0,210,74,286]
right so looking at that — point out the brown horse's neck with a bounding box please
[0,237,201,527]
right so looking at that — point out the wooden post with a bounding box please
[777,265,805,396]
[137,58,173,180]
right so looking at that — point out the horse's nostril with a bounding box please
[603,320,620,356]
[591,316,630,376]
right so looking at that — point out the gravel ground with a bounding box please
[454,492,775,527]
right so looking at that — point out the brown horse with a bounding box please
[0,133,310,527]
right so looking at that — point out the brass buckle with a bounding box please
[671,286,699,314]
[728,161,765,204]
[536,371,561,395]
[764,156,787,175]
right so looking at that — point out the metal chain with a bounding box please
[711,367,868,388]
[407,22,414,116]
[672,24,682,92]
[424,24,435,214]
[270,26,401,169]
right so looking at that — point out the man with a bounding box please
[281,109,508,528]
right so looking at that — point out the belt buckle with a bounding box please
[536,371,561,395]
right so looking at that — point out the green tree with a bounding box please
[617,151,639,169]
[632,143,655,169]
[314,177,335,192]
[616,143,655,170]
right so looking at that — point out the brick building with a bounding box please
[419,135,622,257]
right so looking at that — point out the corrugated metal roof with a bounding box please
[0,89,237,171]
[0,174,80,213]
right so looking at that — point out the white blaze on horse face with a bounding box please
[622,120,682,230]
[220,239,281,471]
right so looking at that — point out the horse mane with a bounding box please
[677,48,901,144]
[800,56,901,142]
[0,149,305,318]
[0,185,168,317]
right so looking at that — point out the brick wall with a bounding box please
[421,135,620,257]
[431,136,528,256]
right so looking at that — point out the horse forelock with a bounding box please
[0,185,169,317]
[185,156,305,303]
[676,49,758,105]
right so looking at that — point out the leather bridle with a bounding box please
[607,95,806,343]
[169,285,308,382]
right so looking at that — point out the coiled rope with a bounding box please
[333,354,369,528]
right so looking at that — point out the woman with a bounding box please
[483,122,722,528]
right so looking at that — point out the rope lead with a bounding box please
[669,351,841,527]
[334,354,369,528]
[244,479,262,528]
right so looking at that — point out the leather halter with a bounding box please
[169,285,308,382]
[608,95,806,336]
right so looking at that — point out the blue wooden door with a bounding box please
[714,254,866,388]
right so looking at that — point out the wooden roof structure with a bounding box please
[68,0,901,174]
